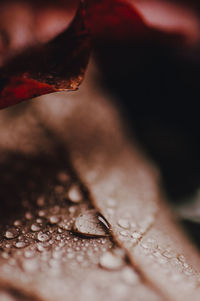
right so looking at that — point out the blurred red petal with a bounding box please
[0,1,90,110]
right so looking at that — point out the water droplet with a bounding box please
[15,241,26,248]
[24,249,35,258]
[1,252,9,259]
[73,210,109,237]
[25,212,33,220]
[31,223,41,232]
[56,235,61,241]
[163,249,176,259]
[68,206,76,214]
[13,220,21,227]
[37,196,45,207]
[76,255,83,263]
[118,219,130,229]
[37,232,49,242]
[131,232,141,239]
[67,185,82,203]
[4,228,19,239]
[178,255,185,263]
[57,171,69,183]
[67,253,74,259]
[38,210,45,217]
[36,218,43,224]
[37,243,47,252]
[120,231,128,237]
[99,250,125,270]
[23,259,38,272]
[48,215,59,224]
[52,251,62,259]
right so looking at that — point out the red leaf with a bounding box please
[85,0,147,40]
[0,1,90,110]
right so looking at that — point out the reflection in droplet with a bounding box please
[98,214,110,231]
[4,228,19,239]
[73,210,110,237]
[99,249,125,270]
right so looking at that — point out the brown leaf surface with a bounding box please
[0,62,199,300]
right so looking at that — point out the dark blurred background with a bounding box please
[93,0,200,246]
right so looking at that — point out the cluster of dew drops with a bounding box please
[0,169,139,284]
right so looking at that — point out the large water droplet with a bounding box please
[67,185,82,203]
[73,209,110,237]
[4,228,19,239]
[99,249,125,270]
